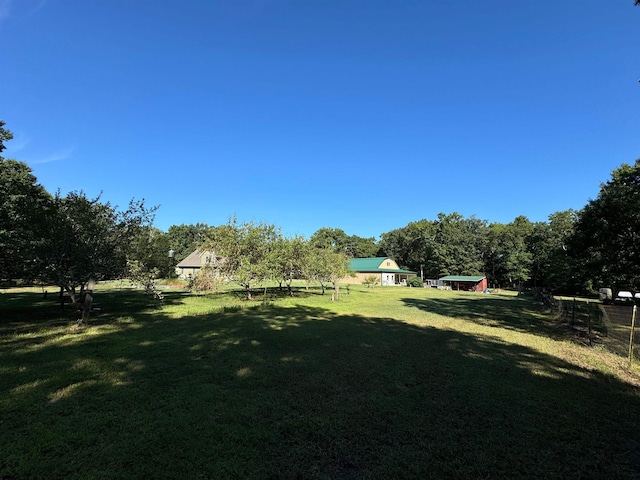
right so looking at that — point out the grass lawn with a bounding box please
[2,284,640,479]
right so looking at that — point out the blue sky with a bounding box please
[1,0,638,239]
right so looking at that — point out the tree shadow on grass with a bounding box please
[401,293,564,338]
[2,302,640,479]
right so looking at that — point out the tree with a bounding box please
[166,223,214,261]
[379,219,437,276]
[431,213,486,277]
[570,160,640,291]
[305,247,350,300]
[126,226,175,298]
[310,227,378,258]
[40,192,157,308]
[527,210,577,292]
[0,120,13,152]
[273,235,310,296]
[483,217,533,292]
[204,218,281,299]
[0,133,52,283]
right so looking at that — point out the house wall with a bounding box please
[177,267,200,279]
[341,271,414,285]
[343,272,382,285]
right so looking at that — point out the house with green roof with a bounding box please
[345,257,416,286]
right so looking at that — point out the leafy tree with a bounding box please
[310,227,348,251]
[0,127,52,283]
[305,247,350,300]
[204,218,281,299]
[379,219,437,275]
[166,223,214,261]
[126,226,175,298]
[0,120,13,152]
[504,216,533,293]
[129,227,174,279]
[527,210,577,292]
[431,213,486,277]
[570,160,640,291]
[484,217,533,292]
[40,192,157,308]
[273,235,310,296]
[310,227,378,258]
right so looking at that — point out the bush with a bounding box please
[406,277,424,288]
[362,275,379,288]
[189,265,223,292]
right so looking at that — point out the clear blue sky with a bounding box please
[2,0,638,239]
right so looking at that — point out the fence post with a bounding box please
[587,300,592,346]
[628,305,637,364]
[571,297,576,326]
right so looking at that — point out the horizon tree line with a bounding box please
[2,119,639,298]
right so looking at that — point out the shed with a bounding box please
[439,275,488,292]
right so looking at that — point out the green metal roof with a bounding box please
[349,257,415,274]
[439,275,486,282]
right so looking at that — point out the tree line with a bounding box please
[2,119,639,300]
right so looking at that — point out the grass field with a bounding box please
[2,283,640,479]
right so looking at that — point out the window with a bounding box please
[386,261,391,267]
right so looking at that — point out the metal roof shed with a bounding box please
[439,275,488,292]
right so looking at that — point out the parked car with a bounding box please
[614,290,634,305]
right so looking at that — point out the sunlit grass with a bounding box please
[2,283,640,478]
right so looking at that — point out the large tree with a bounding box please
[310,227,378,258]
[527,210,577,292]
[166,223,214,261]
[0,127,52,283]
[570,160,640,291]
[40,192,157,305]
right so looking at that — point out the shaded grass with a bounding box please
[2,286,640,478]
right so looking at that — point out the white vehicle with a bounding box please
[614,290,634,305]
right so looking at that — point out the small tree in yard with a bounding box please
[362,275,379,288]
[306,248,350,300]
[203,217,281,300]
[274,235,310,296]
[189,263,223,292]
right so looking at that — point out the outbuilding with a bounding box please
[439,275,488,292]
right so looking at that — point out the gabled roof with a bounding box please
[176,250,218,268]
[439,275,486,282]
[349,257,415,274]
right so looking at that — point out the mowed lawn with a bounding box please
[2,284,640,479]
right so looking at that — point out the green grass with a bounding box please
[2,284,640,479]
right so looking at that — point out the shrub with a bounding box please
[189,264,223,292]
[362,275,379,288]
[406,277,424,288]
